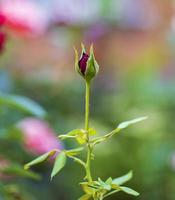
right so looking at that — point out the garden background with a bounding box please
[0,0,175,200]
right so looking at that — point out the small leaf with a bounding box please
[120,186,139,196]
[24,150,57,170]
[51,152,66,180]
[76,130,87,144]
[89,128,97,136]
[58,134,76,140]
[112,171,133,186]
[59,129,87,144]
[0,93,47,118]
[117,117,148,130]
[98,178,111,191]
[76,135,87,144]
[67,129,82,136]
[65,147,84,156]
[80,182,96,195]
[79,194,91,200]
[105,177,113,185]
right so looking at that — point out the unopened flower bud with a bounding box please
[74,44,99,82]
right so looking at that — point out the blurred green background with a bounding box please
[0,0,175,199]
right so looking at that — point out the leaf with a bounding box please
[105,177,113,185]
[75,130,87,144]
[76,135,87,144]
[98,178,111,191]
[89,128,97,136]
[58,134,76,140]
[24,150,57,170]
[65,147,84,156]
[0,93,46,118]
[51,152,66,180]
[117,116,148,130]
[59,128,96,144]
[79,194,91,200]
[120,186,139,196]
[67,129,82,136]
[112,171,133,186]
[59,129,87,144]
[1,165,41,180]
[81,183,96,195]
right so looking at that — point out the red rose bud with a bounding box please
[74,44,99,82]
[78,52,89,75]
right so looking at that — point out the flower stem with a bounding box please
[85,81,93,182]
[85,81,90,131]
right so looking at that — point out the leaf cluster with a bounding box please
[24,117,147,199]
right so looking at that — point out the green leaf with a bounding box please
[67,129,82,136]
[104,189,121,198]
[65,147,84,156]
[58,134,76,140]
[59,128,96,144]
[1,165,41,180]
[59,129,86,144]
[79,194,91,200]
[117,116,148,130]
[75,130,87,144]
[112,171,133,185]
[51,152,66,180]
[80,183,96,195]
[105,177,113,185]
[89,128,97,135]
[24,150,57,170]
[89,128,97,136]
[98,178,111,191]
[120,186,139,196]
[0,93,46,118]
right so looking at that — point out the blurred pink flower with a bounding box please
[0,32,6,53]
[0,14,6,26]
[0,0,50,36]
[52,0,100,25]
[18,118,63,155]
[0,14,6,54]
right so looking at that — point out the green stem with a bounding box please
[85,81,93,182]
[85,81,90,131]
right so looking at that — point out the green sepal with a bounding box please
[85,44,99,82]
[74,47,83,77]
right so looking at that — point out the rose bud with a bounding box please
[74,43,99,82]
